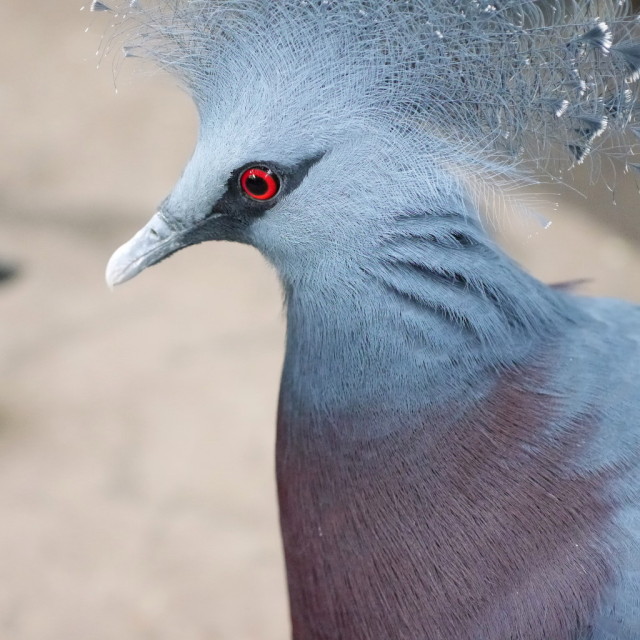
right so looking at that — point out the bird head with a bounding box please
[100,0,640,293]
[104,1,472,290]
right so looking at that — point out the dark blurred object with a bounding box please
[0,262,18,285]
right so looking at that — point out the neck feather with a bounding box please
[279,209,581,433]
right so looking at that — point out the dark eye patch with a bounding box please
[207,153,324,220]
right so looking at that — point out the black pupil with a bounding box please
[246,174,269,196]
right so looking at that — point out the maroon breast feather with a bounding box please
[277,365,619,640]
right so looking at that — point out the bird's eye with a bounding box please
[240,166,280,201]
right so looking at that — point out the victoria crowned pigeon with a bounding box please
[96,1,640,638]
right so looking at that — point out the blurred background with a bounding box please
[0,2,639,639]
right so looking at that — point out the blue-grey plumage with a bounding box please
[95,1,640,638]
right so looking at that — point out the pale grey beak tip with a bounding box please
[105,212,180,288]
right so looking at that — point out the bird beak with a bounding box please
[106,212,188,287]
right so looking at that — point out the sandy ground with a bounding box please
[1,2,640,639]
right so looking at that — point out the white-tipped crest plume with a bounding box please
[92,0,640,190]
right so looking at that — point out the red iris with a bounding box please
[240,167,280,200]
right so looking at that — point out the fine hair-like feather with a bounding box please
[93,0,640,184]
